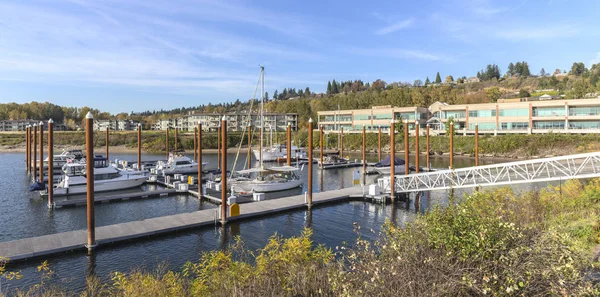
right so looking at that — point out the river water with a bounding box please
[0,150,532,292]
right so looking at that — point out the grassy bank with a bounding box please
[3,179,600,296]
[2,131,600,158]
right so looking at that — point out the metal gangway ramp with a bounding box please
[378,152,600,193]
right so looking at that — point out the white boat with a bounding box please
[253,144,308,162]
[41,153,76,170]
[45,157,148,196]
[318,155,361,169]
[156,152,207,175]
[230,166,303,193]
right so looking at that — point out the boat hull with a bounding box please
[52,176,148,196]
[373,165,406,175]
[231,179,303,193]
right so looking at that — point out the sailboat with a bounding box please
[230,66,303,193]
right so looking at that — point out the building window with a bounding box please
[532,107,565,117]
[499,122,529,130]
[498,108,529,117]
[569,107,600,116]
[533,121,565,129]
[569,121,600,129]
[468,123,496,130]
[468,110,495,117]
[443,111,466,119]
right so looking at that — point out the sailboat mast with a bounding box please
[260,66,264,168]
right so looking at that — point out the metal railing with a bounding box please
[378,152,600,193]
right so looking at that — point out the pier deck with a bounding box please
[53,189,179,207]
[0,186,364,262]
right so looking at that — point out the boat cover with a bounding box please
[374,156,406,167]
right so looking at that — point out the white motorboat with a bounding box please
[156,151,207,175]
[318,155,361,169]
[41,153,76,170]
[45,157,148,196]
[253,144,308,162]
[230,166,303,193]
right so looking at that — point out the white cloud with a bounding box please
[350,48,449,62]
[374,18,415,35]
[495,25,579,40]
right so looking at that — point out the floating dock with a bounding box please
[0,186,365,262]
[53,189,179,208]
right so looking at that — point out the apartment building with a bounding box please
[0,120,41,131]
[93,120,139,131]
[153,112,299,132]
[428,98,600,134]
[317,105,429,133]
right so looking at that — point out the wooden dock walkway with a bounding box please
[0,186,364,262]
[53,189,179,208]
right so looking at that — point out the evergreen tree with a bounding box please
[304,87,310,96]
[435,72,442,84]
[332,79,339,93]
[424,77,431,86]
[521,61,531,77]
[540,68,546,77]
[326,81,332,95]
[508,62,515,77]
[264,92,269,100]
[273,89,279,100]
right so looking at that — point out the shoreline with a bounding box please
[0,144,529,161]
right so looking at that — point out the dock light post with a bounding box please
[33,124,37,182]
[475,123,479,167]
[404,120,409,175]
[450,122,454,169]
[378,126,381,161]
[415,121,419,174]
[165,128,169,159]
[106,127,109,161]
[362,125,366,183]
[247,124,252,169]
[307,118,313,208]
[26,125,30,173]
[220,116,227,224]
[137,123,142,170]
[390,120,395,201]
[319,125,324,168]
[48,119,54,207]
[85,112,96,251]
[39,121,44,183]
[198,122,202,196]
[286,123,291,166]
[340,127,344,159]
[426,124,430,170]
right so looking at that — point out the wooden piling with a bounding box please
[137,124,142,170]
[307,119,313,207]
[175,127,178,151]
[165,128,169,159]
[404,120,409,175]
[362,125,366,183]
[198,122,202,198]
[415,121,419,174]
[220,117,227,224]
[47,119,54,207]
[193,127,197,161]
[106,127,109,161]
[217,125,221,170]
[39,122,44,182]
[33,124,37,182]
[247,124,252,169]
[340,127,344,159]
[319,125,324,168]
[286,123,291,166]
[475,123,479,167]
[26,125,30,173]
[85,112,96,251]
[426,124,430,170]
[390,120,395,200]
[450,122,454,169]
[378,126,381,161]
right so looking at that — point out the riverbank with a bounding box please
[3,178,600,296]
[1,132,599,159]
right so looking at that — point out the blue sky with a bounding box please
[1,0,599,113]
